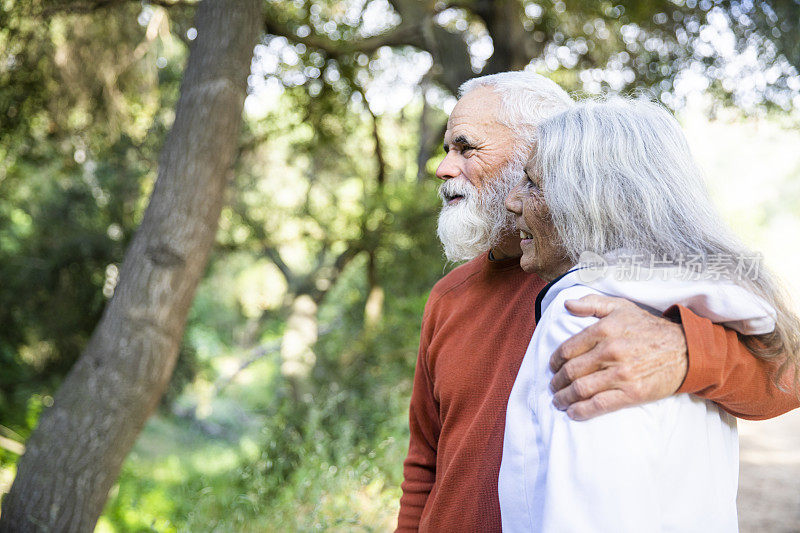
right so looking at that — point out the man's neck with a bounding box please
[489,237,522,261]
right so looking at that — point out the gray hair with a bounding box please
[459,71,574,144]
[535,96,800,380]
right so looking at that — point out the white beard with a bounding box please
[436,159,523,263]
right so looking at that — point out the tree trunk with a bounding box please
[481,0,534,75]
[0,0,261,530]
[280,294,319,402]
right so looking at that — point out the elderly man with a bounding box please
[396,71,799,532]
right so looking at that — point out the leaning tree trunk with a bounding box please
[0,0,261,530]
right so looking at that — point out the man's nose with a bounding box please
[435,151,460,181]
[505,185,523,215]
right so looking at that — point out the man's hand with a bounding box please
[550,294,689,421]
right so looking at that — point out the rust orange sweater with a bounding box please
[396,253,799,532]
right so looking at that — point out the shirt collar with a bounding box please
[534,267,584,323]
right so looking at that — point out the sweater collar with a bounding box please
[485,250,523,272]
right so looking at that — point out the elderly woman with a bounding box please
[498,98,800,532]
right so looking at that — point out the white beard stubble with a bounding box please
[436,158,524,263]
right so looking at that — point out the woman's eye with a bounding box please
[524,173,539,190]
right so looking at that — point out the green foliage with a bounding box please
[0,3,190,439]
[261,0,800,110]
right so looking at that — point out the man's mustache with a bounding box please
[439,179,476,204]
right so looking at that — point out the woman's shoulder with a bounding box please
[537,282,605,342]
[539,265,775,335]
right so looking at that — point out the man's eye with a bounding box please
[461,146,474,154]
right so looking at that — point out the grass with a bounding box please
[98,350,406,532]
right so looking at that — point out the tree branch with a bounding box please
[354,86,387,189]
[210,338,281,396]
[264,17,424,57]
[37,0,194,18]
[0,435,24,455]
[263,246,295,287]
[238,132,270,156]
[148,0,195,8]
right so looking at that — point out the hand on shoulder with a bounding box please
[549,294,688,420]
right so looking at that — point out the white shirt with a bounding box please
[498,267,776,533]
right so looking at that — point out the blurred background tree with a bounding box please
[1,0,799,530]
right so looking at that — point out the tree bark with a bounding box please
[0,0,261,530]
[480,0,537,74]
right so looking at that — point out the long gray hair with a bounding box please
[534,97,800,383]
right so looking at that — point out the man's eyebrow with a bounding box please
[452,134,474,146]
[444,134,475,153]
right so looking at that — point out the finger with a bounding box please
[566,390,632,421]
[552,369,618,410]
[564,294,630,319]
[549,350,604,392]
[549,327,600,373]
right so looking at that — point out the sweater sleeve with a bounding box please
[671,304,799,420]
[396,306,441,532]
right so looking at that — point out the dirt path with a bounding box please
[738,410,800,532]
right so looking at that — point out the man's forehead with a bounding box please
[445,87,505,140]
[448,88,500,123]
[446,110,500,133]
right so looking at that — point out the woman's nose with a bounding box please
[505,186,522,215]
